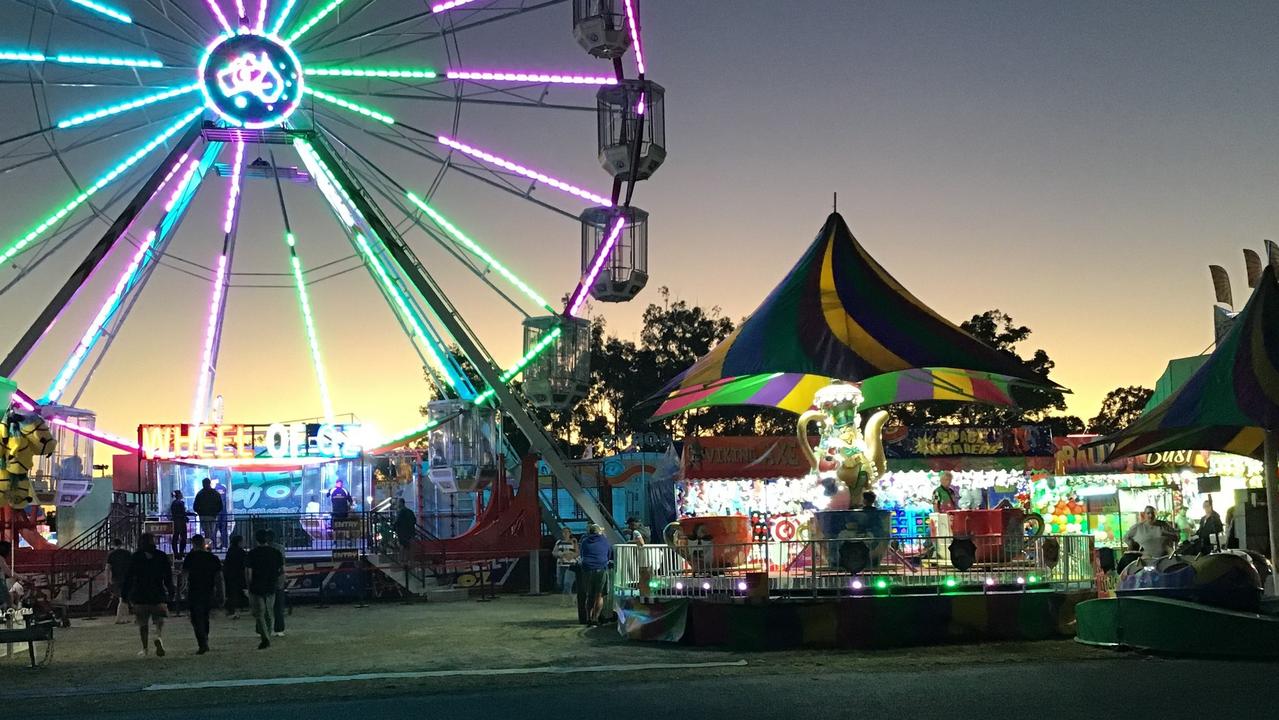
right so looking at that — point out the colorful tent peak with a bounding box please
[652,212,1061,415]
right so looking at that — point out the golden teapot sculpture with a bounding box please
[796,381,889,506]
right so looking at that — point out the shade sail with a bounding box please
[651,212,1057,415]
[1101,266,1279,460]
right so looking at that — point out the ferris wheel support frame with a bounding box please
[307,134,622,541]
[0,118,204,378]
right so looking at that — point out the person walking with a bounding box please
[552,527,579,600]
[393,498,417,564]
[223,535,248,619]
[266,529,287,638]
[169,490,190,557]
[246,529,283,649]
[106,537,133,624]
[121,533,173,657]
[193,478,224,548]
[182,534,223,654]
[578,524,612,626]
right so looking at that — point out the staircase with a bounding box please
[366,510,467,602]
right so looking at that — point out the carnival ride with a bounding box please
[0,0,664,543]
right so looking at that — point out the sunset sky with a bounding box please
[0,1,1276,447]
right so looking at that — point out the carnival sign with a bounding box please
[882,426,1055,459]
[138,423,365,461]
[681,436,815,480]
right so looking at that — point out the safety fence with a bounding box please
[613,534,1095,602]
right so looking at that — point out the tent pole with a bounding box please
[1265,430,1279,572]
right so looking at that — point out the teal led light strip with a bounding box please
[54,53,163,68]
[0,106,204,265]
[68,0,132,24]
[354,234,459,392]
[471,325,563,405]
[56,83,200,129]
[406,192,554,313]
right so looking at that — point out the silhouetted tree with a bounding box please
[1087,386,1154,436]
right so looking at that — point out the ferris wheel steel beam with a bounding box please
[193,141,244,424]
[306,134,622,542]
[291,134,473,398]
[320,126,536,317]
[315,111,577,221]
[0,117,203,378]
[343,0,567,61]
[43,141,220,402]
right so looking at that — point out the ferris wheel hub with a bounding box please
[198,31,304,130]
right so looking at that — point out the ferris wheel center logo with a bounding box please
[200,32,302,129]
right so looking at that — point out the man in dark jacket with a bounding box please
[577,524,612,626]
[122,533,174,657]
[182,534,223,654]
[193,478,224,548]
[394,499,417,564]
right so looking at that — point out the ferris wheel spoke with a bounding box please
[38,138,217,400]
[285,0,351,44]
[435,134,612,206]
[268,0,301,36]
[303,86,395,124]
[293,0,380,53]
[317,110,578,220]
[55,82,202,129]
[320,0,567,63]
[66,0,134,24]
[18,0,202,59]
[0,106,203,267]
[314,82,596,112]
[0,50,167,69]
[139,0,218,48]
[299,7,431,55]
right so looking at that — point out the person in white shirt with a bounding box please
[1124,506,1176,558]
[551,528,579,595]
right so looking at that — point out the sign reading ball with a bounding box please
[200,32,303,129]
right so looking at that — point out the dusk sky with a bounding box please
[1,1,1276,445]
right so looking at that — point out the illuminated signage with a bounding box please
[199,30,303,129]
[138,423,364,461]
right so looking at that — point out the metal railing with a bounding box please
[612,534,1096,602]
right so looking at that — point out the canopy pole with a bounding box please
[1265,429,1279,573]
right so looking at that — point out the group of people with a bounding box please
[1123,499,1233,559]
[107,527,288,656]
[552,521,627,626]
[166,478,229,556]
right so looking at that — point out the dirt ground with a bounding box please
[4,594,1120,713]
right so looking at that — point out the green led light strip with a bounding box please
[304,87,394,124]
[354,233,458,391]
[406,192,555,313]
[286,233,336,421]
[472,325,563,405]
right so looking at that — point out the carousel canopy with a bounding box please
[1099,265,1279,461]
[650,212,1059,415]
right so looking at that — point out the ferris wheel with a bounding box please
[0,0,664,535]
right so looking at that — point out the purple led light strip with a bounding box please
[431,0,477,12]
[256,0,268,31]
[165,158,202,211]
[204,0,234,34]
[568,215,626,316]
[192,253,228,423]
[234,0,247,21]
[437,136,611,206]
[446,70,617,85]
[622,0,646,75]
[223,140,244,233]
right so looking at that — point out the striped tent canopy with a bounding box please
[652,368,1025,419]
[1100,265,1279,461]
[650,212,1058,416]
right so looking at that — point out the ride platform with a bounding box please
[1075,596,1279,659]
